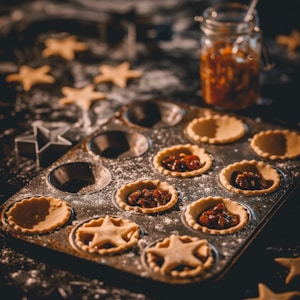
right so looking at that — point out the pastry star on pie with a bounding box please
[145,234,214,277]
[6,65,55,91]
[93,62,142,88]
[59,84,106,110]
[275,256,300,284]
[72,215,140,255]
[77,215,137,248]
[244,283,300,300]
[42,35,88,60]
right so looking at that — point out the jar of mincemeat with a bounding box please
[197,3,262,110]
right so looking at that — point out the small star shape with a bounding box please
[146,234,208,274]
[6,65,55,91]
[42,35,88,60]
[244,283,300,300]
[15,123,72,167]
[93,61,142,88]
[77,215,139,248]
[59,84,107,110]
[276,29,300,52]
[275,256,300,284]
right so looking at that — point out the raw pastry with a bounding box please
[153,144,213,178]
[6,196,72,234]
[6,65,55,91]
[71,215,139,255]
[115,179,178,214]
[144,234,214,278]
[42,35,88,60]
[184,196,249,234]
[219,160,281,195]
[185,114,246,144]
[250,129,300,160]
[93,62,142,88]
[244,283,300,300]
[276,29,300,52]
[274,256,300,284]
[59,84,106,110]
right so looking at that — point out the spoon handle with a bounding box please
[244,0,259,22]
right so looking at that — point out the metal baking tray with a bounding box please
[1,100,299,288]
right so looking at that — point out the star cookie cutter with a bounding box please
[15,123,72,167]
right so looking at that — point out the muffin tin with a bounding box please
[1,99,299,287]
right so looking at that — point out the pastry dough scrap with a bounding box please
[94,62,142,88]
[276,29,300,53]
[244,283,300,300]
[6,196,72,234]
[6,65,55,91]
[153,144,213,178]
[71,215,140,255]
[42,35,88,60]
[185,114,246,144]
[275,256,300,284]
[59,84,106,110]
[144,234,214,278]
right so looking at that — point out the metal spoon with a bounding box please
[231,0,260,54]
[244,0,259,23]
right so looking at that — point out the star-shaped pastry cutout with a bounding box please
[93,62,142,88]
[42,35,88,60]
[275,256,300,284]
[146,234,209,274]
[59,84,107,110]
[77,215,139,249]
[244,283,300,300]
[6,65,55,91]
[276,29,300,52]
[15,123,72,167]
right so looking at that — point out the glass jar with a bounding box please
[198,3,262,110]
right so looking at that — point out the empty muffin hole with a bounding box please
[48,162,111,194]
[89,130,149,159]
[123,100,184,128]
